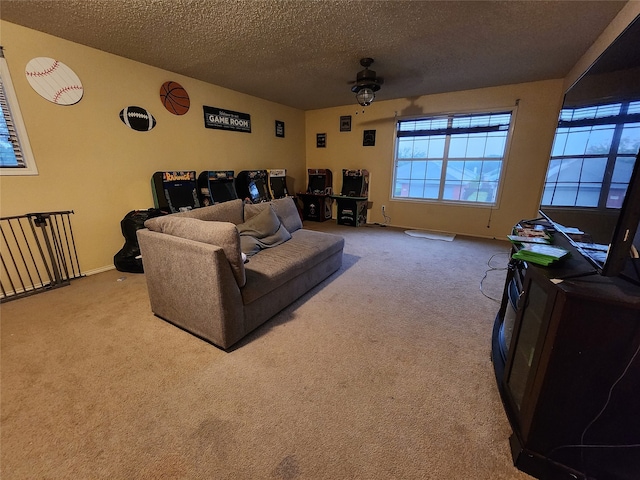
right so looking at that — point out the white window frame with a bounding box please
[391,106,516,207]
[0,47,38,176]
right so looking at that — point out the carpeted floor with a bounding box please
[0,221,532,479]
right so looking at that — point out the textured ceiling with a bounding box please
[0,0,629,110]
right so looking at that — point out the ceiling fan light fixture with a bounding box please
[351,58,383,107]
[355,87,375,106]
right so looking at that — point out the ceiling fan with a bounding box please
[350,58,384,106]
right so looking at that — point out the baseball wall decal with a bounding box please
[25,57,84,105]
[160,81,190,115]
[119,106,157,131]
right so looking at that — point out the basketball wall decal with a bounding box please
[119,106,156,131]
[160,81,190,115]
[25,57,84,105]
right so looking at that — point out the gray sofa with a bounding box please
[137,197,344,349]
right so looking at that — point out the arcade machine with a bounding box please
[235,170,272,203]
[297,169,333,222]
[267,169,290,199]
[151,171,200,213]
[331,169,370,226]
[197,170,238,206]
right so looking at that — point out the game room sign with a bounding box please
[203,106,251,133]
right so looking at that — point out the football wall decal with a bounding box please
[160,81,190,115]
[119,106,156,131]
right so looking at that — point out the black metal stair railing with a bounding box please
[0,211,82,303]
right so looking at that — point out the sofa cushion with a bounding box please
[241,229,344,305]
[237,205,291,256]
[144,216,246,287]
[244,197,303,233]
[173,199,244,225]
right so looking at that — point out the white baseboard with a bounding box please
[83,265,116,276]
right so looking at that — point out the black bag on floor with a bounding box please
[114,208,166,273]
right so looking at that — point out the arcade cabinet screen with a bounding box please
[165,185,197,211]
[248,182,260,202]
[254,179,270,201]
[309,175,328,194]
[271,177,287,198]
[211,181,237,203]
[342,175,365,197]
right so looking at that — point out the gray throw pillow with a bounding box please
[244,197,303,233]
[236,205,291,256]
[270,197,303,233]
[173,199,244,224]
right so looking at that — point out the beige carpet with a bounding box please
[1,222,530,480]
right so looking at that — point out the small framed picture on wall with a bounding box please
[363,129,376,146]
[340,115,351,132]
[317,133,327,148]
[275,120,285,138]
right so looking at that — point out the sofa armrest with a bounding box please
[137,228,245,349]
[143,216,246,287]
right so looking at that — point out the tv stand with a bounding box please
[492,221,640,480]
[620,257,640,287]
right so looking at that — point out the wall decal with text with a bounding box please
[203,106,251,133]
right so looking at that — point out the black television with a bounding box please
[601,149,640,284]
[539,15,640,286]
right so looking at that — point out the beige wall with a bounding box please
[305,80,565,239]
[0,21,306,273]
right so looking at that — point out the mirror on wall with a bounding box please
[540,15,640,243]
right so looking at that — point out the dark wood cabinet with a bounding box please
[492,227,640,480]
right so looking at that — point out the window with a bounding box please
[541,100,640,209]
[392,110,513,205]
[0,46,38,176]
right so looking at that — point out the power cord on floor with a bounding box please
[366,205,391,227]
[381,205,391,226]
[480,252,510,302]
